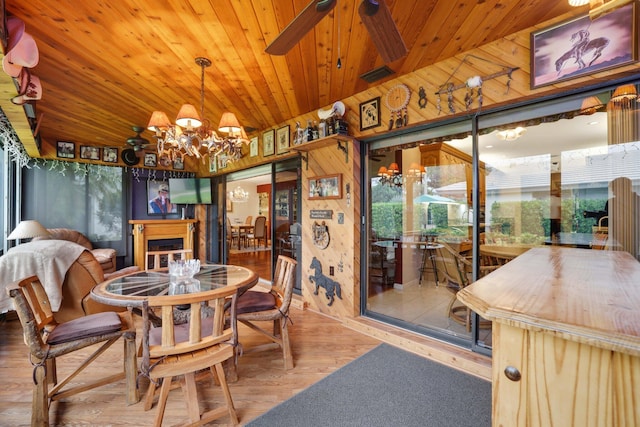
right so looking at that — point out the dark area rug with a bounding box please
[246,343,491,427]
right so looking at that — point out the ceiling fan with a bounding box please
[125,126,151,153]
[265,0,408,64]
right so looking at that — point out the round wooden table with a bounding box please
[91,264,259,308]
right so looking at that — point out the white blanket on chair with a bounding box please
[0,240,86,313]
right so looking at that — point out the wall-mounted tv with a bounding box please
[168,178,213,204]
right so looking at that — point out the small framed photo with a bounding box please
[308,173,342,200]
[144,152,157,167]
[103,147,118,163]
[56,141,75,159]
[360,97,381,131]
[263,129,275,157]
[209,155,217,173]
[173,157,184,170]
[250,136,258,157]
[80,146,101,160]
[276,125,290,154]
[530,3,637,89]
[218,153,230,169]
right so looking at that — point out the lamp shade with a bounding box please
[388,162,400,174]
[377,166,388,177]
[175,104,202,128]
[579,96,605,115]
[147,110,172,131]
[218,112,242,134]
[7,220,50,240]
[611,84,638,102]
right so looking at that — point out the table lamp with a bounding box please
[7,220,50,242]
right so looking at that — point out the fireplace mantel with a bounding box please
[129,219,197,269]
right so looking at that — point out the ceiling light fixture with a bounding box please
[568,0,589,6]
[227,185,249,203]
[147,57,249,165]
[496,126,526,141]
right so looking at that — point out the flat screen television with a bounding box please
[168,178,213,204]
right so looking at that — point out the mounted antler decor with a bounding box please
[434,54,519,115]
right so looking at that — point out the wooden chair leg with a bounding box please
[153,376,173,427]
[144,380,157,411]
[46,358,57,385]
[214,363,238,425]
[32,362,49,427]
[182,372,201,423]
[280,319,294,370]
[124,334,139,405]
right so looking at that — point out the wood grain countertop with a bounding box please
[458,246,640,356]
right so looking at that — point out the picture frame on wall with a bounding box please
[250,136,258,157]
[209,155,217,173]
[359,97,381,131]
[308,173,342,200]
[147,180,177,215]
[144,152,157,167]
[57,141,75,159]
[276,125,290,154]
[263,129,275,156]
[173,157,184,170]
[80,146,101,160]
[530,3,637,89]
[226,198,233,212]
[103,147,118,163]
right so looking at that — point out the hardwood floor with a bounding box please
[0,307,379,426]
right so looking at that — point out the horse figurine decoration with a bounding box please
[309,257,342,306]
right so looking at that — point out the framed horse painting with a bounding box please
[530,3,637,89]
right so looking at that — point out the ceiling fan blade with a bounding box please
[358,0,408,63]
[265,0,337,55]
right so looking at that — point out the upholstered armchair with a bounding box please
[35,228,117,273]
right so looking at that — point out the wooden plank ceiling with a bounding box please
[3,0,578,157]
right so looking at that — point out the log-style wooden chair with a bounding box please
[145,248,193,270]
[235,255,297,369]
[140,284,240,426]
[7,275,138,426]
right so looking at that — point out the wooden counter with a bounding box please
[458,246,640,426]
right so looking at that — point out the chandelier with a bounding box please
[228,185,249,203]
[496,126,526,141]
[377,162,424,187]
[146,57,249,165]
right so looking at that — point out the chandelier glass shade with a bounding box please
[568,0,589,6]
[147,57,249,165]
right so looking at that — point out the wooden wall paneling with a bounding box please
[300,139,358,319]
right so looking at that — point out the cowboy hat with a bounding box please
[3,31,39,77]
[4,16,26,53]
[11,73,42,105]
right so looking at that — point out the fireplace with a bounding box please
[129,219,196,269]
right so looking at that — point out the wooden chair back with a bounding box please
[145,248,193,270]
[140,284,240,425]
[236,255,297,369]
[245,215,253,225]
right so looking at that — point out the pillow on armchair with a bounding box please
[34,228,117,273]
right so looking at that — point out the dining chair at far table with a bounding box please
[145,248,193,271]
[140,284,241,426]
[236,255,297,369]
[7,275,138,426]
[246,215,267,249]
